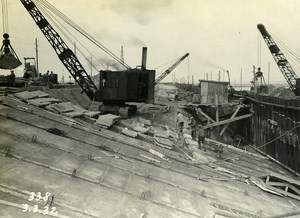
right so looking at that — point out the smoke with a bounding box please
[128,36,146,47]
[98,57,124,71]
[102,0,174,25]
[195,54,227,71]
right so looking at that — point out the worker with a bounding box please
[8,70,15,87]
[49,71,54,85]
[197,125,206,151]
[175,90,179,101]
[23,70,31,79]
[43,71,49,86]
[176,111,184,133]
[188,117,197,140]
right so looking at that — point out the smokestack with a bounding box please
[142,47,147,70]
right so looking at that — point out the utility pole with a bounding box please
[121,46,124,69]
[268,61,270,85]
[253,65,257,94]
[240,68,242,90]
[35,38,39,76]
[223,70,225,81]
[187,56,190,84]
[218,71,221,81]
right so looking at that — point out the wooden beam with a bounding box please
[196,108,216,123]
[266,211,300,218]
[215,94,219,122]
[203,113,253,129]
[220,104,241,136]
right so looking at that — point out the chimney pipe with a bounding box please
[141,47,147,70]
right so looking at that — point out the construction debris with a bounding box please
[96,113,120,128]
[165,125,178,139]
[122,128,138,138]
[47,102,74,113]
[149,149,169,161]
[46,128,67,137]
[14,90,50,100]
[139,117,152,126]
[258,172,300,201]
[154,136,173,149]
[26,97,62,107]
[154,129,170,139]
[133,126,150,134]
[140,154,161,163]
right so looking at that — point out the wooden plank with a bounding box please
[203,114,253,129]
[265,185,300,201]
[140,154,161,163]
[220,104,241,136]
[267,172,300,187]
[196,108,216,123]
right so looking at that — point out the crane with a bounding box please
[20,0,101,101]
[257,24,299,95]
[19,0,155,116]
[155,53,189,85]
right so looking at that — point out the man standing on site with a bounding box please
[198,124,206,151]
[176,111,184,133]
[188,117,197,140]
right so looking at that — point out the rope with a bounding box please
[271,31,300,63]
[257,31,261,67]
[1,0,8,33]
[269,30,300,74]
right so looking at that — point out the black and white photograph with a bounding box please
[0,0,300,217]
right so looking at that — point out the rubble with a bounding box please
[26,97,62,107]
[121,128,138,138]
[96,113,120,128]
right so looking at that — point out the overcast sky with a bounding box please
[1,0,300,86]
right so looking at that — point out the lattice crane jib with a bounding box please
[20,0,101,101]
[257,24,298,93]
[155,53,189,85]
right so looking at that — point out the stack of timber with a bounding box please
[154,129,173,149]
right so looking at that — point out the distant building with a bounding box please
[196,80,229,104]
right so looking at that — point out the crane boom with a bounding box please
[155,53,189,85]
[257,24,298,94]
[20,0,101,101]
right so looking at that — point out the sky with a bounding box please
[1,0,300,86]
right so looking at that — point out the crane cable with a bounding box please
[34,0,107,70]
[271,35,300,74]
[257,30,262,67]
[34,0,131,70]
[271,31,300,63]
[1,0,8,33]
[270,32,300,76]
